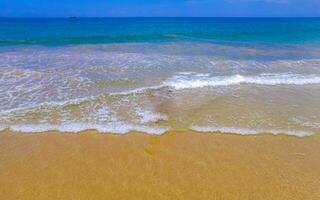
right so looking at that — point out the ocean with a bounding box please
[1,17,320,136]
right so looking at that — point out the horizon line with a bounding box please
[1,16,320,18]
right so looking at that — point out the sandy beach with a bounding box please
[0,130,319,200]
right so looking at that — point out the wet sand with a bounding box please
[0,130,319,200]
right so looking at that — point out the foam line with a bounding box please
[164,74,320,90]
[190,125,313,137]
[8,123,168,135]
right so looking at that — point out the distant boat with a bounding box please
[69,16,77,20]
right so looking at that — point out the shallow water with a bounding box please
[1,18,320,136]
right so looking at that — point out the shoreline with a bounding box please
[0,127,316,137]
[1,130,319,199]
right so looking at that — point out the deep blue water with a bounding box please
[1,17,320,46]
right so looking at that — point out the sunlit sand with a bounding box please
[1,130,319,200]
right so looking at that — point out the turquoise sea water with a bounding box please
[1,18,320,45]
[1,18,320,135]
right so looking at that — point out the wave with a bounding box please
[1,72,320,115]
[1,123,168,135]
[190,125,313,137]
[1,71,319,137]
[0,125,6,132]
[0,123,314,137]
[164,73,320,90]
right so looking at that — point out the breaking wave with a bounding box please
[1,123,168,135]
[1,43,320,136]
[190,125,313,137]
[164,73,320,90]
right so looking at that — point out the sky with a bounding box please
[0,0,319,17]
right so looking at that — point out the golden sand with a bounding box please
[0,131,319,200]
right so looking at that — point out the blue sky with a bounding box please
[0,0,319,17]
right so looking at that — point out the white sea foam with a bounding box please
[2,72,320,115]
[290,117,320,129]
[5,123,314,136]
[164,73,320,90]
[134,107,168,123]
[190,125,312,137]
[0,125,7,132]
[9,122,168,135]
[0,95,98,115]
